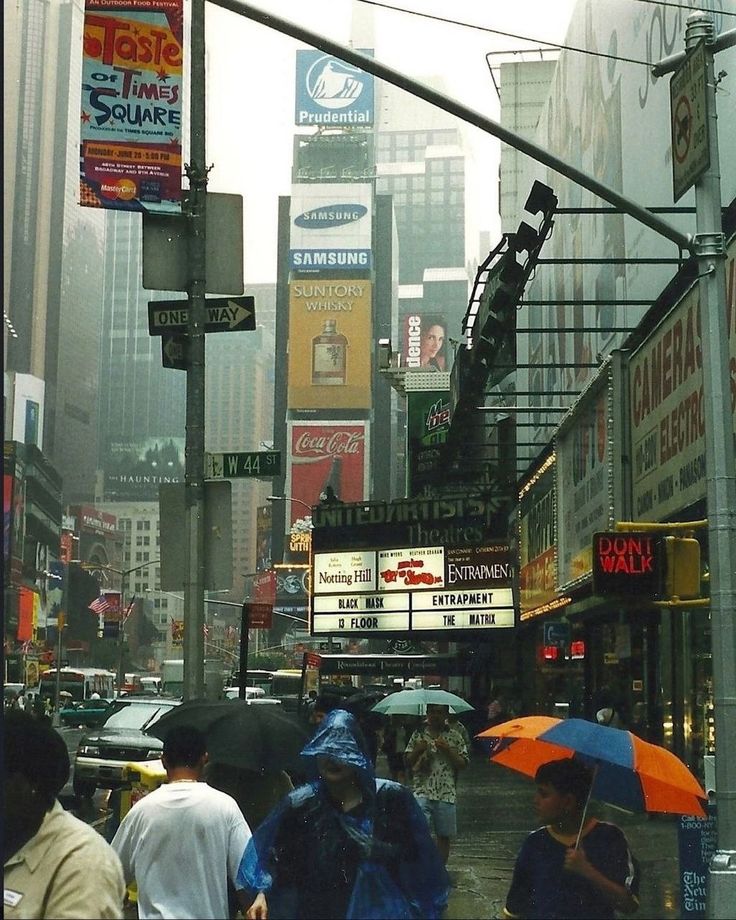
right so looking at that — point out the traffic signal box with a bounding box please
[592,531,701,601]
[662,535,701,600]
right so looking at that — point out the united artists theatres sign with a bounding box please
[311,498,515,636]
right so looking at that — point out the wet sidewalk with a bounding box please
[429,750,682,920]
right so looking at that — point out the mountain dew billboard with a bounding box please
[406,391,451,497]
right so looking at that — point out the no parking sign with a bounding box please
[670,40,709,201]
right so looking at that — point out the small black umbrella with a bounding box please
[342,687,390,713]
[145,699,309,773]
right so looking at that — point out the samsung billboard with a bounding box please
[289,184,373,272]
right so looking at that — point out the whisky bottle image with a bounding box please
[312,319,347,385]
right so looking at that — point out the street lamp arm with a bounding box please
[81,559,161,580]
[210,0,692,252]
[268,495,313,513]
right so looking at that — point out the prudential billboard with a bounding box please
[295,50,374,127]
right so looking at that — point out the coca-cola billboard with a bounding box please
[286,421,369,527]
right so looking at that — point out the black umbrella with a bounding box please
[320,684,360,698]
[342,687,391,713]
[145,699,310,773]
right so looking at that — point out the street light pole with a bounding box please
[687,16,736,917]
[83,560,160,693]
[52,565,67,727]
[654,17,736,917]
[267,494,316,657]
[182,0,207,702]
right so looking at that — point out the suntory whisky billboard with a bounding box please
[287,281,373,410]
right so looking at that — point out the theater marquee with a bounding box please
[311,543,515,636]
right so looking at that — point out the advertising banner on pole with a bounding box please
[80,0,183,212]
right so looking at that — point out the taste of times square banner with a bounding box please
[80,0,183,213]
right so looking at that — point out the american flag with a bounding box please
[88,595,113,615]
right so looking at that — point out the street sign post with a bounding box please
[205,451,282,480]
[670,40,709,201]
[162,334,189,370]
[148,297,256,335]
[142,191,244,294]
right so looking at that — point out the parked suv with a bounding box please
[73,695,180,798]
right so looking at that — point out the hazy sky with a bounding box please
[203,0,578,283]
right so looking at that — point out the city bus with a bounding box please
[227,669,275,694]
[161,658,230,698]
[270,668,319,710]
[38,667,116,703]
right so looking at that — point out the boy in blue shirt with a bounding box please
[504,757,639,919]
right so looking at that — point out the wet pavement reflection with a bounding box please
[437,749,681,919]
[63,723,682,919]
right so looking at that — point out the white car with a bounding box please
[223,686,281,703]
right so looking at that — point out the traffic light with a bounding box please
[662,536,701,600]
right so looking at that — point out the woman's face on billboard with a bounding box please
[421,324,445,363]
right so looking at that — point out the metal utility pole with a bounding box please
[688,16,736,918]
[654,15,736,917]
[183,0,207,700]
[52,566,67,727]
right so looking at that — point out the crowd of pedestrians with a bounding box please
[3,688,642,919]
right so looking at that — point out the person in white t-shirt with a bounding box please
[112,725,252,920]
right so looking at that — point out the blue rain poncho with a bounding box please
[237,709,450,919]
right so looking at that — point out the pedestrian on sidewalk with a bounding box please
[111,725,252,920]
[239,708,449,919]
[503,757,640,919]
[405,702,469,865]
[3,710,126,919]
[381,714,410,783]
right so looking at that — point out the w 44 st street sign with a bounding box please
[205,451,281,480]
[148,296,255,335]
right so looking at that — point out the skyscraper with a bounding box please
[5,0,106,502]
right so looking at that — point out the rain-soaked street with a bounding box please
[441,748,681,919]
[62,725,684,919]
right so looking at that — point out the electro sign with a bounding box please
[592,532,662,596]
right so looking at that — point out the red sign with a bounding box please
[592,532,662,596]
[253,570,276,605]
[287,422,367,526]
[304,651,322,669]
[570,640,586,659]
[245,602,273,630]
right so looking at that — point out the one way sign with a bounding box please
[148,296,256,335]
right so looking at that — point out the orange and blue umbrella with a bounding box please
[477,716,707,818]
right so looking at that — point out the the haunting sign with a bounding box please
[592,532,662,596]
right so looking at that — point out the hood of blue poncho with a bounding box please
[300,709,375,792]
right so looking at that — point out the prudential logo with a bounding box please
[295,50,374,126]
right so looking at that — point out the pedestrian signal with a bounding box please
[662,536,701,600]
[592,532,662,596]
